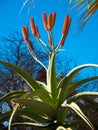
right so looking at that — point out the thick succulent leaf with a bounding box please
[0,107,50,124]
[58,64,98,105]
[16,107,51,123]
[12,98,56,117]
[67,76,98,98]
[57,107,68,123]
[8,104,19,130]
[62,102,94,130]
[12,122,57,130]
[23,90,55,108]
[47,53,57,102]
[0,60,45,91]
[0,111,12,123]
[0,91,26,102]
[56,126,76,130]
[11,122,46,127]
[69,92,98,103]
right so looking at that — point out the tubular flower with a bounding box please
[30,18,40,39]
[51,12,56,27]
[22,26,28,42]
[42,12,56,31]
[42,12,48,30]
[22,26,34,51]
[60,15,72,46]
[47,13,53,31]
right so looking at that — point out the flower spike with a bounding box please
[30,18,40,39]
[62,15,72,36]
[51,12,56,27]
[60,15,72,46]
[22,26,28,42]
[47,14,52,31]
[22,26,34,51]
[42,12,48,30]
[42,12,56,31]
[30,18,36,36]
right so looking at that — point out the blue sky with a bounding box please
[0,0,98,66]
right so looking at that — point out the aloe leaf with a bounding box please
[0,60,44,91]
[58,64,98,105]
[67,76,98,98]
[57,107,68,123]
[8,103,19,130]
[69,92,98,103]
[56,126,76,130]
[12,122,57,130]
[0,111,12,123]
[0,107,50,124]
[12,98,56,117]
[62,102,94,130]
[16,107,51,123]
[0,91,26,102]
[23,90,55,108]
[47,53,57,102]
[11,122,46,127]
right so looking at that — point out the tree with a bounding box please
[0,31,48,129]
[69,0,98,29]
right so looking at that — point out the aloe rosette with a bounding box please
[0,12,98,130]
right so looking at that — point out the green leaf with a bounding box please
[0,111,12,123]
[62,102,94,130]
[58,64,98,105]
[69,92,98,103]
[8,103,19,130]
[56,126,77,130]
[0,60,44,91]
[67,76,98,98]
[0,107,51,124]
[12,98,56,117]
[0,91,26,102]
[47,53,57,102]
[23,90,55,108]
[11,122,46,127]
[57,107,68,123]
[16,107,51,123]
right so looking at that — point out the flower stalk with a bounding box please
[22,12,72,96]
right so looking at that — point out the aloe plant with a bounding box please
[0,12,98,130]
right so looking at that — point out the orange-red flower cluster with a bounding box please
[22,12,72,50]
[42,12,56,31]
[60,15,72,46]
[22,26,33,51]
[30,18,40,39]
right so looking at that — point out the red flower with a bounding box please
[30,18,40,39]
[22,26,33,51]
[60,15,72,46]
[42,12,56,31]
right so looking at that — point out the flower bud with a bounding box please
[22,26,28,42]
[42,12,48,30]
